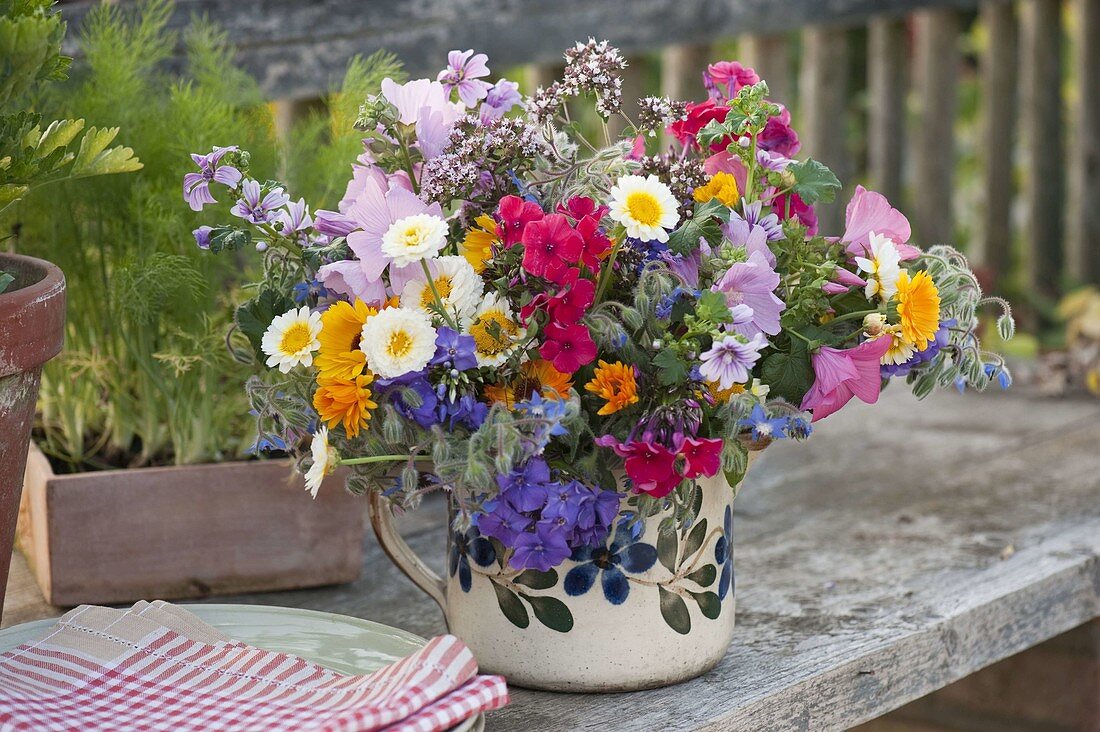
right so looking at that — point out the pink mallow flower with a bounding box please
[380,77,460,159]
[699,332,768,390]
[822,266,868,295]
[800,336,893,422]
[712,251,786,337]
[842,185,921,260]
[437,50,492,108]
[705,61,760,100]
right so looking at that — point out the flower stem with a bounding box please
[338,454,430,466]
[592,236,623,306]
[828,308,882,325]
[420,259,459,329]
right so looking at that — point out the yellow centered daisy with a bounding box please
[400,256,483,325]
[260,306,322,373]
[360,307,437,378]
[466,293,525,367]
[895,269,941,350]
[608,174,680,243]
[304,427,338,499]
[380,213,448,266]
[855,232,902,301]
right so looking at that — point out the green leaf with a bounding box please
[682,518,708,563]
[513,568,557,590]
[696,118,730,150]
[34,119,83,159]
[690,590,722,620]
[695,289,734,325]
[236,288,294,359]
[667,212,723,255]
[521,593,574,633]
[789,158,841,204]
[208,226,253,254]
[657,526,678,574]
[0,270,13,294]
[659,586,692,635]
[685,564,717,588]
[652,349,688,387]
[492,582,529,629]
[760,338,814,404]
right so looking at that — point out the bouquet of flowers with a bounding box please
[184,42,1013,577]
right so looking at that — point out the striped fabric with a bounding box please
[0,604,507,731]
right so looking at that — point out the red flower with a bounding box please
[706,61,760,98]
[679,437,723,479]
[595,436,682,498]
[497,195,543,248]
[758,106,800,157]
[574,215,611,271]
[539,321,597,374]
[772,191,818,235]
[667,100,729,151]
[548,274,595,324]
[521,213,583,284]
[556,196,609,222]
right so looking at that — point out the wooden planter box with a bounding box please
[16,445,362,606]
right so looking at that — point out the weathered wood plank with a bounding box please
[1069,0,1100,285]
[866,17,907,205]
[1020,0,1065,304]
[976,1,1017,287]
[912,8,960,247]
[739,34,792,108]
[799,25,852,234]
[57,0,1010,100]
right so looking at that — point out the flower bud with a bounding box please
[863,312,888,337]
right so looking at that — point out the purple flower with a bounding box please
[278,198,313,245]
[313,209,359,238]
[738,404,788,441]
[699,332,768,390]
[712,250,786,337]
[231,179,290,225]
[497,458,552,512]
[509,524,571,572]
[723,209,776,267]
[541,481,620,549]
[479,79,522,123]
[192,226,213,250]
[438,49,492,108]
[183,146,242,212]
[881,319,954,378]
[476,499,531,547]
[740,200,783,242]
[431,327,478,371]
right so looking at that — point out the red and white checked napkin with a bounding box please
[0,602,508,731]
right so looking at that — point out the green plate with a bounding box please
[0,604,483,731]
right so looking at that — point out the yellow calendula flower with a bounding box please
[693,171,740,207]
[316,299,376,380]
[460,214,499,273]
[895,270,941,350]
[585,360,639,416]
[313,373,377,439]
[485,360,573,408]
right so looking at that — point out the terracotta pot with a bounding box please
[369,453,760,692]
[0,253,66,622]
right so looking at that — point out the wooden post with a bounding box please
[524,64,559,95]
[1069,0,1100,284]
[799,26,851,234]
[976,1,1018,287]
[607,55,649,140]
[740,34,792,108]
[1020,0,1065,303]
[272,98,322,141]
[912,9,960,247]
[866,18,907,205]
[661,44,711,148]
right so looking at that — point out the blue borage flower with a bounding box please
[563,527,658,605]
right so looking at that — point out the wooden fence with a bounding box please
[59,0,1100,318]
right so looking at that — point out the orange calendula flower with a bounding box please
[460,213,499,273]
[313,373,378,438]
[584,360,639,416]
[895,270,941,350]
[316,299,376,380]
[485,360,573,408]
[693,171,740,207]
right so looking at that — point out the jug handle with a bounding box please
[367,490,447,612]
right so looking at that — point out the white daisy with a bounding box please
[607,174,680,243]
[465,293,526,367]
[380,213,449,266]
[304,427,338,499]
[854,232,902,302]
[260,306,322,373]
[400,255,483,325]
[360,307,437,378]
[879,325,917,366]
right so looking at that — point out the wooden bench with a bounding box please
[5,386,1099,729]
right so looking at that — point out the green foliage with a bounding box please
[759,337,814,404]
[0,1,140,217]
[788,158,841,204]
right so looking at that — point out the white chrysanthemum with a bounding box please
[260,306,322,373]
[607,174,680,243]
[465,293,526,367]
[304,427,338,499]
[360,307,437,378]
[400,255,483,325]
[854,232,902,301]
[879,325,917,366]
[381,213,449,266]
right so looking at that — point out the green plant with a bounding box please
[6,0,407,469]
[0,0,140,293]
